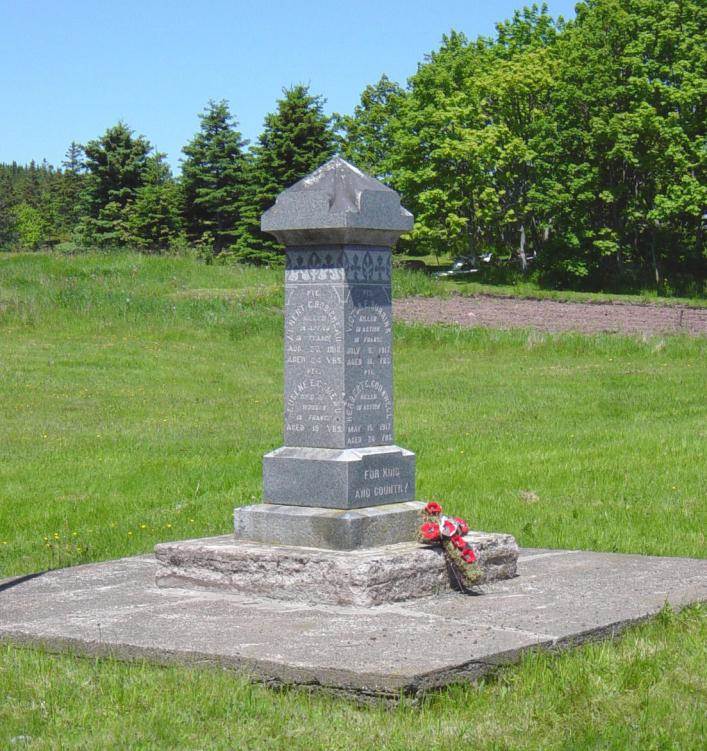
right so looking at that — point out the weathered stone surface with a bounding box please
[262,446,415,509]
[154,532,519,606]
[261,156,413,246]
[233,501,425,550]
[2,549,704,699]
[283,250,397,450]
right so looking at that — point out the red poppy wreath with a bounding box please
[418,502,481,589]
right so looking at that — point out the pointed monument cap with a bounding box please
[261,156,413,246]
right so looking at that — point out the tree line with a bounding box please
[1,0,704,293]
[0,84,334,267]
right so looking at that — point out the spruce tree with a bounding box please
[0,168,17,247]
[123,154,183,252]
[234,85,335,264]
[79,122,152,246]
[58,141,85,235]
[0,161,62,248]
[181,100,247,254]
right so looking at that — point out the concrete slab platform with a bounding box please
[0,548,705,699]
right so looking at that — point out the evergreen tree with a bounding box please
[181,100,247,253]
[0,161,59,248]
[233,85,335,264]
[79,122,152,246]
[58,142,86,235]
[0,167,17,248]
[334,75,405,177]
[123,154,184,252]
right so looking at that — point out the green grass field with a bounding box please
[1,252,705,750]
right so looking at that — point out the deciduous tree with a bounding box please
[334,74,404,177]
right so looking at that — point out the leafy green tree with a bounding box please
[334,74,405,177]
[181,100,248,253]
[538,0,706,290]
[382,0,704,291]
[79,122,152,246]
[233,85,335,264]
[1,1,703,291]
[14,203,49,249]
[389,9,560,266]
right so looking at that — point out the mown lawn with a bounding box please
[0,251,705,750]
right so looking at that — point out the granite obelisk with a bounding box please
[233,156,424,549]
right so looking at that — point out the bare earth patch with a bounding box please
[395,294,707,336]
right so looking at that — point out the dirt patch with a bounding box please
[394,294,707,336]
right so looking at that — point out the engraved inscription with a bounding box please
[345,284,393,447]
[345,379,393,447]
[283,248,395,449]
[353,466,411,501]
[343,449,414,505]
[353,482,410,501]
[285,284,345,447]
[286,287,344,376]
[285,378,344,443]
[346,302,392,375]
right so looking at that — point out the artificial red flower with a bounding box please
[455,517,469,536]
[425,502,442,515]
[420,522,440,541]
[451,535,466,550]
[462,548,477,564]
[440,517,458,537]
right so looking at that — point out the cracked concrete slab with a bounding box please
[1,548,705,698]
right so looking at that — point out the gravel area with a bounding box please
[394,295,707,336]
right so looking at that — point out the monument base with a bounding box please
[155,532,519,607]
[263,445,416,509]
[234,501,424,550]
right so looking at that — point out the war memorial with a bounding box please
[0,159,704,699]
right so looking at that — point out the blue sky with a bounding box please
[1,1,577,172]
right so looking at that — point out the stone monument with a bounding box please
[155,157,518,605]
[235,156,421,550]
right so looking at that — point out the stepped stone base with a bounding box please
[154,532,519,607]
[233,501,424,551]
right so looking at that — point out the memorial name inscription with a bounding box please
[284,246,394,450]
